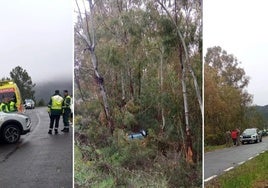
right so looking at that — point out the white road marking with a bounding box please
[204,175,217,182]
[224,167,234,172]
[206,149,268,183]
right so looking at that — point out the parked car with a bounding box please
[261,129,268,136]
[240,128,262,144]
[0,111,31,144]
[24,99,35,109]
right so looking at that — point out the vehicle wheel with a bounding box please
[2,124,21,144]
[242,141,245,145]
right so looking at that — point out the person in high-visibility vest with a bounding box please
[0,99,4,112]
[61,90,71,133]
[9,98,17,112]
[0,97,10,113]
[47,90,63,135]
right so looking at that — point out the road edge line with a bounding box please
[204,175,217,182]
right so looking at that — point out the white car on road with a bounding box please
[240,128,262,144]
[0,112,31,144]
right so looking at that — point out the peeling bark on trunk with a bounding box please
[179,45,193,164]
[75,0,114,134]
[90,50,114,134]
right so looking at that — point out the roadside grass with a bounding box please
[204,144,227,153]
[205,151,268,188]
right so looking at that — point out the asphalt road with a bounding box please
[0,107,73,188]
[204,136,268,182]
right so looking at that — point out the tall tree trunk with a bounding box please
[74,59,86,102]
[158,0,198,164]
[138,61,141,98]
[90,50,114,134]
[75,0,114,134]
[160,46,166,131]
[121,70,126,101]
[179,46,193,164]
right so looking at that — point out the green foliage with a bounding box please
[37,98,45,107]
[74,0,202,187]
[122,111,137,130]
[75,126,202,187]
[205,133,225,146]
[9,66,36,100]
[204,47,257,145]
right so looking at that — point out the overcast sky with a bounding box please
[0,0,73,83]
[204,0,268,106]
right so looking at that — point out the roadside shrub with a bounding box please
[205,133,225,146]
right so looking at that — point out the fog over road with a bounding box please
[0,107,73,188]
[204,137,268,182]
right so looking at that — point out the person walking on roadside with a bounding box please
[231,129,238,146]
[48,90,63,135]
[61,90,71,133]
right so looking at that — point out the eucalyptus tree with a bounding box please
[204,46,253,145]
[75,0,114,133]
[74,0,201,158]
[153,0,202,163]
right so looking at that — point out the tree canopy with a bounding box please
[10,66,36,100]
[204,46,264,145]
[74,0,202,187]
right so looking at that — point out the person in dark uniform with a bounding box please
[48,90,63,135]
[61,90,71,133]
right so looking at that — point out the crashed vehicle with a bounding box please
[128,129,148,140]
[0,111,31,144]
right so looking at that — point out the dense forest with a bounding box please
[204,46,266,146]
[74,0,202,187]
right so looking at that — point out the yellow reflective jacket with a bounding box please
[0,102,10,112]
[9,101,17,112]
[48,95,63,115]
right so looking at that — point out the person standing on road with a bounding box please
[61,90,71,133]
[231,129,238,146]
[48,90,63,135]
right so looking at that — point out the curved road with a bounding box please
[0,107,73,188]
[204,137,268,182]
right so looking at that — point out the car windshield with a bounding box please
[243,129,256,135]
[0,92,16,101]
